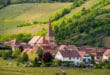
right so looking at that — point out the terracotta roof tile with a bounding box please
[79,51,86,57]
[104,49,110,55]
[28,36,41,44]
[59,50,80,58]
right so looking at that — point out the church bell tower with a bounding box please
[47,19,55,45]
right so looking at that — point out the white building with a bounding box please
[55,49,82,65]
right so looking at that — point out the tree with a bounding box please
[42,52,53,63]
[37,48,43,59]
[12,48,21,58]
[27,49,38,62]
[21,52,28,62]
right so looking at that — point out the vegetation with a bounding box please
[95,62,110,69]
[0,3,71,34]
[27,49,38,62]
[12,48,21,58]
[53,0,110,48]
[0,0,73,9]
[0,33,32,43]
[42,52,53,63]
[0,0,110,48]
[0,66,110,75]
[0,50,12,59]
[20,52,28,63]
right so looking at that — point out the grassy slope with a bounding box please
[0,3,71,34]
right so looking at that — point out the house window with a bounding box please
[69,57,71,60]
[76,57,79,59]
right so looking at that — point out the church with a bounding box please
[24,19,57,53]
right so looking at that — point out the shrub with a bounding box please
[27,49,38,62]
[33,57,42,67]
[2,51,9,60]
[105,63,110,69]
[21,52,28,62]
[42,52,53,63]
[52,60,61,67]
[37,48,43,59]
[51,8,70,21]
[12,48,21,58]
[0,50,12,59]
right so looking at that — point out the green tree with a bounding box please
[21,52,28,62]
[12,48,21,58]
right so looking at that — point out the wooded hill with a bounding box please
[52,0,110,48]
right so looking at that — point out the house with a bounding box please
[103,49,110,61]
[79,51,92,64]
[78,47,106,63]
[3,39,28,52]
[55,49,82,65]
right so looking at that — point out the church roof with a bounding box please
[28,36,49,45]
[28,36,41,44]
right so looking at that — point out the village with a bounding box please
[0,20,110,68]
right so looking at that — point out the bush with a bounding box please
[52,60,61,67]
[2,52,8,60]
[33,58,42,67]
[42,52,53,63]
[37,48,43,59]
[41,62,52,67]
[105,63,110,69]
[12,48,21,58]
[27,49,38,62]
[51,8,70,21]
[73,0,87,7]
[21,52,28,62]
[0,50,12,59]
[94,62,110,69]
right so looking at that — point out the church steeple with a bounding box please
[47,19,55,45]
[48,19,53,37]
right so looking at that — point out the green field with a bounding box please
[0,59,110,75]
[0,3,71,34]
[0,67,110,75]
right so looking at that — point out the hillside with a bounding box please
[0,3,71,34]
[52,0,110,48]
[0,0,110,48]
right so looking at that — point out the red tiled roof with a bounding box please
[58,45,78,50]
[59,50,80,58]
[103,49,110,55]
[28,36,49,45]
[37,37,48,44]
[58,45,68,50]
[78,47,106,54]
[28,36,41,44]
[79,51,86,57]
